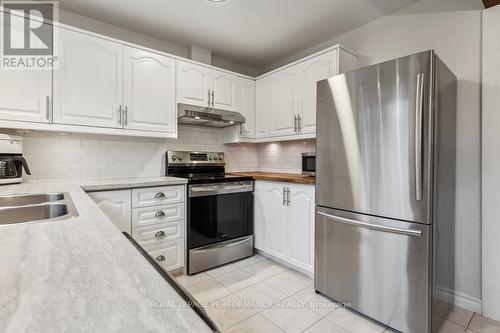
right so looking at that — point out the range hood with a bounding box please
[177,103,245,128]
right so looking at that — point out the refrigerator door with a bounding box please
[315,206,430,333]
[316,51,433,224]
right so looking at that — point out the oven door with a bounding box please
[188,181,254,250]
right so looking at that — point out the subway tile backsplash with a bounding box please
[19,126,315,181]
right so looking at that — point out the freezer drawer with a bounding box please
[315,206,430,333]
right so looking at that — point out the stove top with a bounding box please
[165,150,253,185]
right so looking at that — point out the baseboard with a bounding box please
[436,286,482,313]
[254,249,313,278]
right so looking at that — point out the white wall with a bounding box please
[263,0,484,311]
[482,5,500,321]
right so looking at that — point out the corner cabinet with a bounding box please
[176,59,238,112]
[254,180,315,275]
[87,185,186,273]
[225,45,357,143]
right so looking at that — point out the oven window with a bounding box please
[188,192,253,249]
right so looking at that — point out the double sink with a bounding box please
[0,192,79,226]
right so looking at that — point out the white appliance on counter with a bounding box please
[0,134,31,185]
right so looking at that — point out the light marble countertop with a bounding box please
[0,177,212,333]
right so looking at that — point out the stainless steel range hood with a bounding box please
[177,103,245,128]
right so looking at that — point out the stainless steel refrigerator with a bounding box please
[315,50,456,333]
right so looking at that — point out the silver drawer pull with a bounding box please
[155,192,166,199]
[156,255,166,262]
[154,231,166,238]
[155,211,166,218]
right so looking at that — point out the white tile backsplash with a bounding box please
[19,126,315,181]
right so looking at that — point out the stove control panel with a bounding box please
[167,151,225,164]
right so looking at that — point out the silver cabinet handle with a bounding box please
[293,115,297,133]
[297,115,302,133]
[415,73,424,201]
[155,211,166,218]
[282,187,286,206]
[286,187,291,206]
[156,255,166,262]
[211,90,215,107]
[155,192,166,199]
[124,106,128,126]
[154,230,166,238]
[118,105,122,126]
[317,211,422,237]
[208,90,211,106]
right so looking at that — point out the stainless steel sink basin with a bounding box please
[0,192,65,207]
[0,192,78,226]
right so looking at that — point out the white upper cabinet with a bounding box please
[269,69,298,137]
[252,45,357,141]
[176,59,239,112]
[176,60,212,107]
[238,77,255,138]
[212,71,238,111]
[255,77,272,138]
[54,28,123,128]
[123,46,176,134]
[0,13,51,123]
[296,51,336,134]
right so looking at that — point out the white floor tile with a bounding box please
[468,313,500,332]
[175,272,211,288]
[261,302,323,333]
[186,278,231,305]
[303,317,349,333]
[204,294,257,331]
[234,281,287,311]
[205,263,240,278]
[264,270,312,296]
[224,313,284,333]
[234,255,266,268]
[241,260,287,280]
[437,320,466,333]
[287,288,337,316]
[214,268,260,293]
[326,307,386,333]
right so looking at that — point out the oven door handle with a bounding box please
[189,182,253,197]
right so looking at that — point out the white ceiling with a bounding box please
[58,0,419,69]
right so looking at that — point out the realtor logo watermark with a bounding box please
[1,1,58,70]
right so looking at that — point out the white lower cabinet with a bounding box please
[253,181,315,273]
[87,185,186,272]
[87,190,132,234]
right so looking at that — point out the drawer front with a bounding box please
[132,220,183,246]
[143,240,184,271]
[132,185,185,208]
[132,203,184,228]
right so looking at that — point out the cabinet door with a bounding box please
[123,47,176,133]
[238,78,255,138]
[288,184,315,273]
[54,28,123,128]
[0,13,51,123]
[255,77,272,137]
[211,71,238,111]
[176,60,211,107]
[297,51,334,134]
[269,70,297,136]
[253,181,267,251]
[88,190,132,234]
[263,182,288,260]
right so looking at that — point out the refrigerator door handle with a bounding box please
[317,211,422,237]
[415,73,425,201]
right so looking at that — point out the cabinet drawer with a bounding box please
[132,185,184,208]
[132,203,184,228]
[132,220,183,246]
[143,240,184,271]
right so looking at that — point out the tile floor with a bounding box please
[175,255,500,333]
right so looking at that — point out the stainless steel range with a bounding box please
[166,151,254,274]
